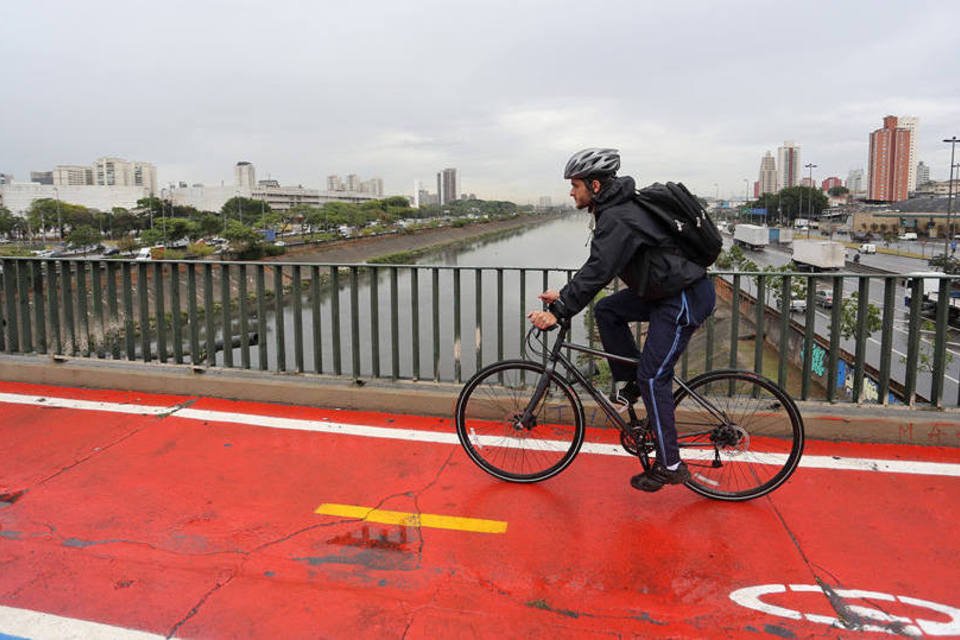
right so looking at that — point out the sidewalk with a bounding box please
[2,380,960,639]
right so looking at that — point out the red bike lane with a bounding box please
[1,380,959,639]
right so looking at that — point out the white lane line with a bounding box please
[0,392,173,415]
[0,604,166,639]
[2,392,960,478]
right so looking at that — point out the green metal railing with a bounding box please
[1,257,957,408]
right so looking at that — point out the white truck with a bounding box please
[792,240,846,271]
[733,224,769,251]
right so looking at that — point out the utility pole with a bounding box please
[944,137,958,256]
[805,163,817,235]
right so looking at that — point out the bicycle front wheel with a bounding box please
[673,370,804,501]
[455,360,585,483]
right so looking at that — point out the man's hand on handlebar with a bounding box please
[528,289,561,330]
[527,309,557,330]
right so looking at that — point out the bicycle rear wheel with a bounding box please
[455,360,585,483]
[672,370,804,501]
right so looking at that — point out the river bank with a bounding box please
[265,213,564,264]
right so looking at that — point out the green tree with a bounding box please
[828,186,849,197]
[0,206,16,239]
[837,292,882,341]
[66,225,101,249]
[223,218,263,254]
[221,197,270,227]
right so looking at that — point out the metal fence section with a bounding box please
[1,257,957,409]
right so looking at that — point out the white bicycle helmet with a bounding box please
[563,148,620,179]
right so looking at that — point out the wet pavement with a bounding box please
[1,380,960,639]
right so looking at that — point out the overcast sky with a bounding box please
[2,0,958,204]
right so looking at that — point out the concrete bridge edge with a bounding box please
[0,355,957,448]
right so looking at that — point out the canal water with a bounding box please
[233,213,598,380]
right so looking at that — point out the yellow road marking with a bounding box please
[314,503,508,534]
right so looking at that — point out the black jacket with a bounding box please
[557,176,706,317]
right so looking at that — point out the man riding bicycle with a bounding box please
[527,148,716,492]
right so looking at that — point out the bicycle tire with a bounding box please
[671,369,804,501]
[455,360,585,483]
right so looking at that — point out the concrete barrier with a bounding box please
[0,354,958,448]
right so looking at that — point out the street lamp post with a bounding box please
[944,137,959,256]
[53,187,62,240]
[804,163,817,238]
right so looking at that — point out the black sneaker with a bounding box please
[610,381,641,414]
[630,462,691,493]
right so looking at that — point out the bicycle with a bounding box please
[454,310,805,501]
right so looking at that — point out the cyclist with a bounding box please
[527,148,716,492]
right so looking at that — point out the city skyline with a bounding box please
[1,1,958,204]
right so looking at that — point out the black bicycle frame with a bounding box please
[518,319,730,431]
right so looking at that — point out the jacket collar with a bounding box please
[592,176,636,216]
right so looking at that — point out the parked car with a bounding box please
[789,297,807,313]
[815,290,834,308]
[859,243,877,254]
[898,232,918,241]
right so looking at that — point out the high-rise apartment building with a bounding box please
[776,141,800,191]
[346,174,360,192]
[94,157,157,193]
[54,165,94,186]
[821,177,842,192]
[30,171,53,185]
[0,173,13,186]
[916,161,930,187]
[868,115,912,202]
[359,178,383,197]
[846,169,865,194]
[758,151,777,195]
[438,168,458,205]
[235,161,256,190]
[898,116,919,190]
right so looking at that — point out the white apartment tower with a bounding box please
[758,151,777,195]
[916,161,930,187]
[846,169,865,194]
[235,161,256,190]
[93,157,157,193]
[898,116,919,190]
[776,141,801,191]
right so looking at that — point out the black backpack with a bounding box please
[634,182,722,268]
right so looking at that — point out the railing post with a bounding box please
[411,267,420,381]
[187,263,200,366]
[204,263,215,366]
[171,263,183,364]
[826,276,843,402]
[122,262,135,360]
[369,266,380,378]
[221,264,233,368]
[390,266,399,380]
[256,265,267,370]
[155,262,167,363]
[18,260,33,354]
[237,264,248,368]
[877,277,896,405]
[33,261,46,354]
[311,265,322,374]
[2,259,17,352]
[931,278,949,407]
[330,266,341,376]
[853,277,870,403]
[274,264,286,373]
[800,277,816,401]
[453,267,462,383]
[292,264,304,373]
[90,260,103,357]
[903,277,923,406]
[777,275,791,389]
[432,268,440,381]
[350,266,360,379]
[754,273,765,376]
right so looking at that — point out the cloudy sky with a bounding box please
[1,0,958,204]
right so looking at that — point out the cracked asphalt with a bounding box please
[2,380,960,639]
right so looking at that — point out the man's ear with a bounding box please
[590,179,602,194]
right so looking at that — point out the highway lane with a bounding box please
[720,235,960,404]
